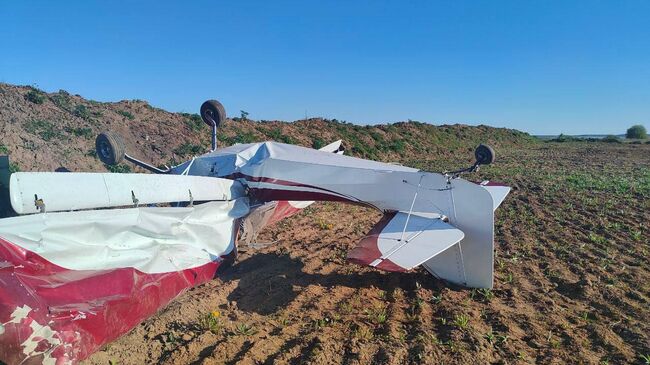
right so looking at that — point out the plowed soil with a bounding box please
[83,142,650,365]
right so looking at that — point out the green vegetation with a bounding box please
[365,306,388,325]
[24,119,62,141]
[234,323,256,336]
[264,127,296,144]
[181,113,203,131]
[73,104,102,120]
[174,142,204,157]
[566,170,650,195]
[65,127,93,139]
[312,137,325,149]
[198,311,222,334]
[626,125,647,139]
[50,90,72,111]
[601,135,621,143]
[334,123,379,159]
[9,162,20,173]
[640,354,650,365]
[453,314,470,329]
[105,164,131,173]
[118,110,135,120]
[0,144,8,154]
[25,88,46,104]
[549,133,581,143]
[472,288,494,302]
[220,132,258,145]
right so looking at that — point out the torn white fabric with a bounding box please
[0,199,249,274]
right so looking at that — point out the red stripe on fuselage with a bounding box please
[248,188,353,204]
[225,173,354,201]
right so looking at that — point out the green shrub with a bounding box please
[265,127,296,144]
[549,133,579,143]
[105,164,131,173]
[25,89,46,104]
[65,127,93,139]
[9,162,20,173]
[388,139,405,152]
[0,144,8,154]
[626,125,647,139]
[220,132,258,146]
[73,105,91,119]
[118,110,135,120]
[602,135,621,143]
[181,113,203,131]
[50,90,72,110]
[312,137,325,149]
[25,120,62,141]
[174,143,204,157]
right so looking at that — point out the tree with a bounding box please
[626,125,647,139]
[240,110,249,120]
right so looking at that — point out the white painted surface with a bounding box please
[287,139,345,208]
[481,183,511,210]
[10,172,244,214]
[318,139,344,154]
[422,178,495,288]
[374,212,464,270]
[0,199,249,273]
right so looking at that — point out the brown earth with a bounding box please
[84,143,649,365]
[0,83,534,174]
[1,84,649,364]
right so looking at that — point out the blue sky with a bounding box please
[1,1,648,135]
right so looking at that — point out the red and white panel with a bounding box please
[348,211,464,272]
[0,200,247,364]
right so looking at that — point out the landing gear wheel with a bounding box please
[475,144,495,165]
[200,100,226,128]
[95,131,126,165]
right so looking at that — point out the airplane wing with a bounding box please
[347,211,464,271]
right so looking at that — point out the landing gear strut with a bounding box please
[95,132,171,174]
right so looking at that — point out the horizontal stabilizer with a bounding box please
[479,181,511,210]
[318,139,344,154]
[10,172,245,214]
[347,212,464,272]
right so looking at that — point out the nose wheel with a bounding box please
[95,131,126,166]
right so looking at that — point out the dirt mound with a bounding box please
[0,83,534,174]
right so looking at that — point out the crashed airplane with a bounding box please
[0,100,509,363]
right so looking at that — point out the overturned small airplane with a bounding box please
[0,100,509,364]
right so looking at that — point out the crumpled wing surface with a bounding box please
[0,199,248,364]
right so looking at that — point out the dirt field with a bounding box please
[83,142,649,365]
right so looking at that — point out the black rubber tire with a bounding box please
[95,131,126,165]
[200,100,226,128]
[475,144,495,165]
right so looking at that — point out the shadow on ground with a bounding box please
[221,252,451,315]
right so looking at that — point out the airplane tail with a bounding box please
[348,181,510,289]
